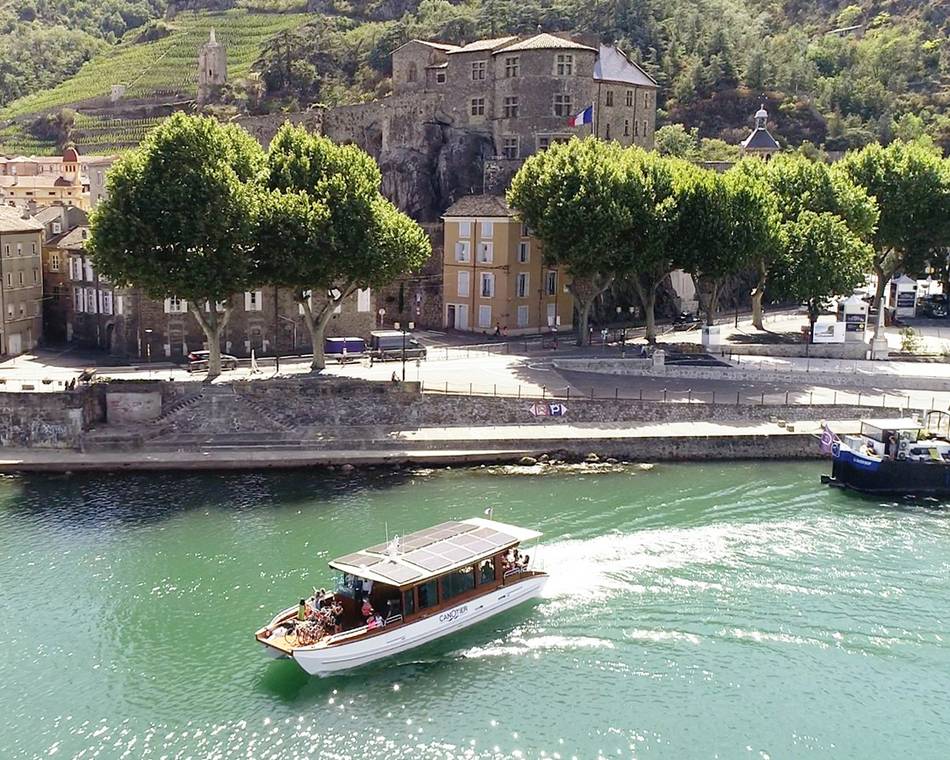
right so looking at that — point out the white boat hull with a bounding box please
[291,575,547,676]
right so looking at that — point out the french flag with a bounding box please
[568,105,593,127]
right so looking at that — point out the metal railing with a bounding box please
[420,380,938,411]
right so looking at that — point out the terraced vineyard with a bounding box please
[1,10,309,120]
[0,124,57,156]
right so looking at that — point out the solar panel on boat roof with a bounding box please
[452,534,496,553]
[471,527,516,548]
[404,548,454,572]
[437,545,475,563]
[334,551,378,567]
[369,561,421,585]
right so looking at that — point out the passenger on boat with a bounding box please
[361,599,374,619]
[521,554,530,570]
[297,599,307,621]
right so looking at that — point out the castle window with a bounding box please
[504,56,520,78]
[624,119,630,137]
[407,62,417,83]
[50,253,60,272]
[644,91,650,108]
[538,136,550,150]
[606,90,614,107]
[626,90,633,107]
[436,70,446,84]
[470,97,485,116]
[503,96,519,119]
[553,94,572,117]
[555,54,574,76]
[643,119,648,135]
[605,124,611,140]
[634,121,639,136]
[471,61,487,81]
[502,136,519,159]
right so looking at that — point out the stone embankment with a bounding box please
[0,376,908,471]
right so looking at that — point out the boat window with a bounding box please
[417,579,438,609]
[479,558,496,585]
[441,565,476,601]
[402,588,415,616]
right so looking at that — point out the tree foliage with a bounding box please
[88,112,264,377]
[508,137,635,345]
[839,141,950,307]
[771,210,873,339]
[258,123,430,368]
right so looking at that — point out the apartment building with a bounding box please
[0,206,44,355]
[442,195,573,334]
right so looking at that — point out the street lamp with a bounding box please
[144,328,153,363]
[616,306,635,357]
[393,320,415,381]
[377,307,385,328]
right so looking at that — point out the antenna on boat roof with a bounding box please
[385,521,389,544]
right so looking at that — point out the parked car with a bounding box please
[186,350,239,372]
[672,311,700,331]
[369,330,427,361]
[919,295,948,318]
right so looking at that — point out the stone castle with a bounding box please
[321,32,658,223]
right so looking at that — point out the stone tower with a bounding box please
[197,29,227,105]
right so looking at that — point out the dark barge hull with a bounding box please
[825,454,950,498]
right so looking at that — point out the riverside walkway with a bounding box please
[0,418,858,472]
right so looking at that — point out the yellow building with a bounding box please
[442,195,573,334]
[0,206,44,355]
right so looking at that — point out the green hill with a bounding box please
[0,0,947,156]
[2,9,308,118]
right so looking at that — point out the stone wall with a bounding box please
[0,387,103,448]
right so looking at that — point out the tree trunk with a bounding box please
[630,277,658,344]
[808,299,819,344]
[751,259,767,330]
[568,274,614,346]
[189,301,233,381]
[705,280,721,326]
[872,258,887,312]
[299,286,356,370]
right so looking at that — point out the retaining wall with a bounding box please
[552,359,950,392]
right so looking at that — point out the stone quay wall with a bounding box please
[0,377,908,450]
[0,387,103,448]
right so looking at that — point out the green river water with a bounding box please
[1,463,948,759]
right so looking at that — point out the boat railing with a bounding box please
[385,613,403,625]
[503,567,523,578]
[325,625,369,645]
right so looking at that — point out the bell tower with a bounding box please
[197,29,227,105]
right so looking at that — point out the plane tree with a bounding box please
[88,112,264,379]
[669,164,781,326]
[771,211,874,342]
[508,137,636,346]
[257,124,430,370]
[838,141,950,312]
[733,154,879,329]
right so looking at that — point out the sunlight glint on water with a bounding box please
[0,463,948,759]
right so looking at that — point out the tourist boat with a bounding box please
[254,516,546,676]
[820,414,950,497]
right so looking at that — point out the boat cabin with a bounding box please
[843,418,950,461]
[257,518,541,655]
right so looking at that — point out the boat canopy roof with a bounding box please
[861,418,924,433]
[329,518,541,588]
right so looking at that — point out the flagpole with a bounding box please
[594,82,601,139]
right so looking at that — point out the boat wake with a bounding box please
[535,515,889,610]
[454,632,614,660]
